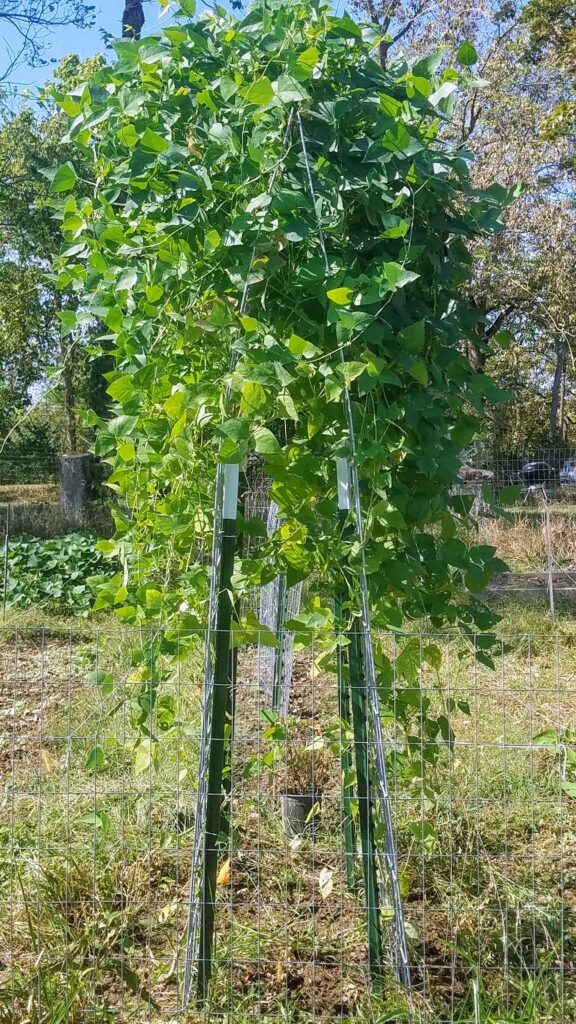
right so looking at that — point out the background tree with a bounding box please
[354,0,576,451]
[0,54,104,461]
[122,2,145,40]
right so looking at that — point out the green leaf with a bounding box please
[230,610,279,649]
[141,127,169,153]
[412,50,443,76]
[562,781,576,798]
[118,441,136,461]
[296,46,320,74]
[51,162,77,193]
[105,306,123,332]
[219,417,250,443]
[327,287,354,305]
[276,74,309,104]
[85,746,105,771]
[118,269,138,291]
[88,670,114,696]
[79,810,110,834]
[241,77,274,106]
[241,381,267,414]
[429,82,457,109]
[204,229,221,252]
[398,320,426,354]
[254,426,281,454]
[409,361,428,386]
[498,484,521,506]
[219,76,238,100]
[117,123,139,147]
[380,93,403,117]
[533,729,559,746]
[58,310,78,338]
[337,360,367,386]
[288,333,320,358]
[457,40,478,66]
[277,391,299,420]
[171,412,187,439]
[240,315,259,331]
[144,587,163,608]
[330,15,362,38]
[396,638,422,683]
[383,263,420,290]
[134,738,156,776]
[164,390,185,419]
[422,644,442,671]
[284,218,309,241]
[107,376,135,403]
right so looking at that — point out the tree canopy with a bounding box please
[0,55,103,452]
[352,0,576,446]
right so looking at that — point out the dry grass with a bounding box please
[0,482,59,506]
[0,609,574,1022]
[477,511,576,572]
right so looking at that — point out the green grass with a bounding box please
[0,601,574,1022]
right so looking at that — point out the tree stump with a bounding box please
[59,454,94,525]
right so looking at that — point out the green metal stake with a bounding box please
[336,458,383,984]
[348,621,383,986]
[197,463,239,1002]
[272,572,287,711]
[335,460,357,893]
[2,507,8,621]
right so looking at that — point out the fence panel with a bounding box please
[0,626,573,1022]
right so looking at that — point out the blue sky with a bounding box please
[4,1,177,93]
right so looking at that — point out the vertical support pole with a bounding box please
[336,458,383,980]
[2,506,8,621]
[545,504,555,617]
[197,463,239,1001]
[335,460,357,893]
[348,619,383,985]
[272,573,287,711]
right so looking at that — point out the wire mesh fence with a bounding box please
[0,624,574,1022]
[0,452,61,489]
[451,448,576,605]
[463,445,576,500]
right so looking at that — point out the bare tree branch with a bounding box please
[0,2,95,82]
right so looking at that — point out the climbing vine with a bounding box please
[53,0,516,694]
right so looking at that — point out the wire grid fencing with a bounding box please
[464,445,576,494]
[452,448,576,606]
[0,624,574,1022]
[0,452,61,489]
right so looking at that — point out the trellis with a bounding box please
[182,108,410,1006]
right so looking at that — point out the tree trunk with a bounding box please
[549,338,565,442]
[122,2,145,39]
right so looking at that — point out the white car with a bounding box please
[560,455,576,484]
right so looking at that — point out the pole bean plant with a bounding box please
[52,0,517,770]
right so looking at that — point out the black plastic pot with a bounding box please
[280,792,320,837]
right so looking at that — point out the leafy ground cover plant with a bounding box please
[4,533,112,612]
